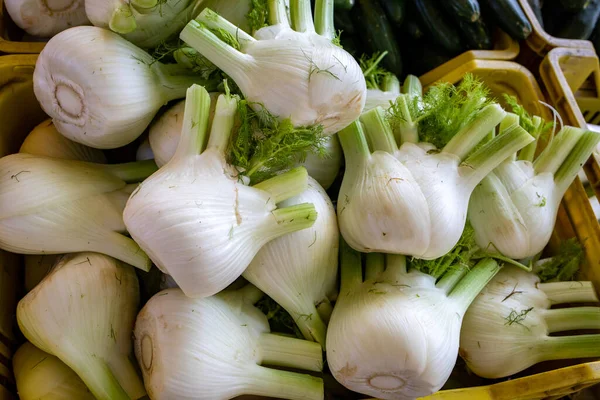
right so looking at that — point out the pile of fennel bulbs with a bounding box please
[5,1,600,399]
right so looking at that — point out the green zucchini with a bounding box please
[559,0,590,10]
[442,0,481,23]
[542,0,568,35]
[403,39,454,75]
[527,0,543,28]
[590,17,600,55]
[458,18,492,49]
[334,0,355,10]
[479,0,532,40]
[557,0,600,39]
[334,10,356,35]
[351,0,403,75]
[378,0,405,26]
[402,19,426,39]
[413,0,464,54]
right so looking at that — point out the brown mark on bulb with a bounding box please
[234,186,242,225]
[368,374,406,391]
[337,363,358,382]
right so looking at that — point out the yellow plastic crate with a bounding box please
[2,55,600,400]
[516,0,596,72]
[420,30,519,86]
[538,47,600,288]
[0,0,45,54]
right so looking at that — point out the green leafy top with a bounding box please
[503,94,555,143]
[418,74,493,149]
[255,295,303,338]
[247,0,269,34]
[410,224,478,279]
[359,52,393,90]
[387,74,494,149]
[228,100,326,184]
[535,238,584,283]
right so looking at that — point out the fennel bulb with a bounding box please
[33,26,215,149]
[148,94,219,168]
[13,342,94,400]
[469,118,600,259]
[20,119,106,163]
[0,153,156,271]
[124,85,317,298]
[460,266,600,378]
[5,0,89,37]
[295,135,342,189]
[243,176,338,347]
[134,286,325,400]
[17,253,146,400]
[337,104,533,259]
[180,1,367,134]
[84,0,201,48]
[326,240,502,400]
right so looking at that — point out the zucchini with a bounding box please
[458,18,492,50]
[351,0,403,75]
[542,0,568,35]
[403,39,454,75]
[442,0,481,23]
[402,19,426,39]
[527,0,544,28]
[479,0,532,40]
[334,0,355,10]
[378,0,405,26]
[558,0,589,10]
[413,0,464,54]
[557,0,600,39]
[590,16,600,55]
[334,10,356,35]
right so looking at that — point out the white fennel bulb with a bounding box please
[20,119,106,163]
[33,26,214,149]
[148,100,185,167]
[0,153,156,271]
[124,85,317,298]
[148,93,220,167]
[243,176,338,347]
[295,134,342,189]
[134,286,324,400]
[180,1,367,134]
[13,342,94,400]
[337,105,533,259]
[136,138,154,161]
[468,123,600,259]
[5,0,89,37]
[84,0,201,48]
[326,240,502,399]
[17,252,146,400]
[24,254,60,292]
[460,266,600,378]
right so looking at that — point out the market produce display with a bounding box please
[2,0,600,400]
